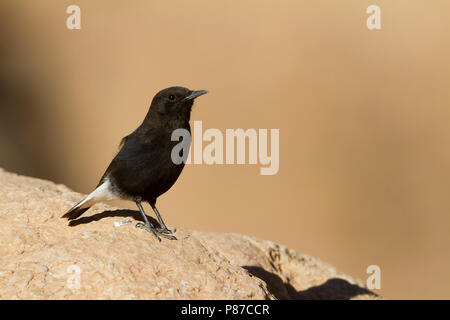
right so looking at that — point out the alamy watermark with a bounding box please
[366,264,381,290]
[66,5,81,30]
[366,5,381,30]
[67,264,81,290]
[171,121,279,175]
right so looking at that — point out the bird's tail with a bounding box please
[62,179,119,220]
[62,198,92,220]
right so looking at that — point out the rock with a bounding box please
[0,168,378,299]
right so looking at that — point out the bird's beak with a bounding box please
[184,90,208,101]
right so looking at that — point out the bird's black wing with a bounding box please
[119,134,130,149]
[99,129,171,195]
[96,130,140,187]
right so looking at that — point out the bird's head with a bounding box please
[149,86,208,122]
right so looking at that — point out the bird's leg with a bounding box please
[134,197,176,241]
[150,202,176,234]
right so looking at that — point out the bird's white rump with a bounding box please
[73,178,120,210]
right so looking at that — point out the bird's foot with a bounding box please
[156,226,176,234]
[135,222,177,241]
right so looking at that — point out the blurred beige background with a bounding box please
[1,0,450,299]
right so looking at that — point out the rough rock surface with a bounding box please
[0,168,378,299]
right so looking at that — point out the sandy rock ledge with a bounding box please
[0,168,378,299]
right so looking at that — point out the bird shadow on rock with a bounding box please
[67,209,161,228]
[243,266,378,300]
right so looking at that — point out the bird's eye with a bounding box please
[169,95,175,101]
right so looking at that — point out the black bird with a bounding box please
[62,86,208,241]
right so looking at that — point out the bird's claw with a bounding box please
[157,227,176,234]
[135,222,177,241]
